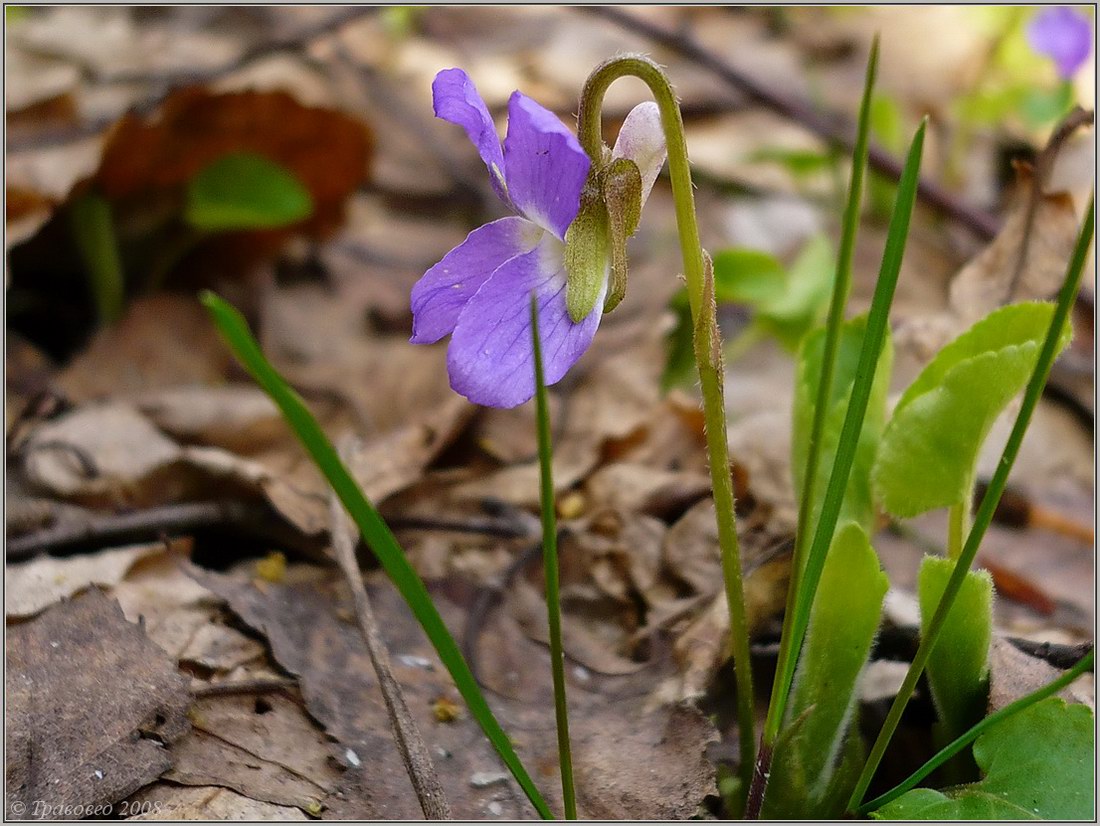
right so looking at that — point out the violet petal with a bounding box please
[433,68,509,203]
[612,101,668,205]
[410,216,543,344]
[1028,7,1093,80]
[503,92,591,241]
[447,237,604,408]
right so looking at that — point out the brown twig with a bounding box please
[1007,106,1095,301]
[329,437,451,820]
[581,6,1002,240]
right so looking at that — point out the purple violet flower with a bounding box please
[1028,6,1093,80]
[410,68,666,408]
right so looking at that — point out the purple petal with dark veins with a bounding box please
[1028,7,1093,79]
[410,216,542,344]
[447,237,604,408]
[432,68,509,202]
[503,92,591,240]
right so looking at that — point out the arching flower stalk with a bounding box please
[411,56,756,804]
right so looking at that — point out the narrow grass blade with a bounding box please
[69,192,125,324]
[201,291,553,820]
[847,194,1095,812]
[766,118,926,761]
[761,36,880,757]
[530,295,577,820]
[859,649,1095,816]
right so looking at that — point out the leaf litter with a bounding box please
[4,5,1094,821]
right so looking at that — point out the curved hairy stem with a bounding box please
[578,55,755,798]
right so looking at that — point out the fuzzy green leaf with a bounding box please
[762,522,888,818]
[872,302,1071,518]
[793,314,893,537]
[919,556,993,741]
[564,181,611,323]
[186,152,313,231]
[872,698,1095,820]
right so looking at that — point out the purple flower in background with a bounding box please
[410,68,666,408]
[1028,6,1093,79]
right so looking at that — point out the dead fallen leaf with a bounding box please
[125,785,307,821]
[950,172,1082,324]
[987,636,1094,713]
[6,589,192,815]
[583,462,710,520]
[6,541,161,618]
[166,694,341,813]
[55,295,232,403]
[134,385,283,453]
[190,562,719,819]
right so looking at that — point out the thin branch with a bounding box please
[581,6,1002,240]
[329,437,451,820]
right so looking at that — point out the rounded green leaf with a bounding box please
[185,152,314,232]
[873,698,1094,820]
[873,302,1072,518]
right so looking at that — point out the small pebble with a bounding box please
[488,801,504,816]
[345,748,361,768]
[93,770,103,780]
[469,771,510,788]
[573,664,591,682]
[434,745,452,759]
[398,654,434,670]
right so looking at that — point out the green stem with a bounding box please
[947,503,966,561]
[761,34,879,755]
[858,649,1095,816]
[578,55,755,796]
[69,191,126,325]
[847,194,1095,813]
[530,296,577,820]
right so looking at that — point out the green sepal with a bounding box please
[601,157,643,313]
[564,177,610,323]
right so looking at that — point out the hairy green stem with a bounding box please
[858,649,1095,815]
[578,55,755,795]
[761,34,879,751]
[530,296,577,820]
[847,194,1095,813]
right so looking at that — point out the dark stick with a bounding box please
[581,6,1002,240]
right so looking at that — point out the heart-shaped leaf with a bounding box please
[186,152,314,232]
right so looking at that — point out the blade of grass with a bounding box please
[764,34,878,745]
[200,291,553,820]
[847,194,1095,812]
[748,116,926,819]
[530,295,577,820]
[69,192,125,324]
[858,649,1095,815]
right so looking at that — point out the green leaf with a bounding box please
[747,147,834,178]
[200,291,552,819]
[793,314,893,537]
[873,302,1072,518]
[872,698,1095,820]
[710,247,786,305]
[660,300,696,392]
[185,152,314,231]
[762,523,888,818]
[919,556,993,740]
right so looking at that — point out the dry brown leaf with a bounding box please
[167,694,341,813]
[97,87,371,242]
[55,295,232,403]
[950,174,1081,324]
[584,462,710,520]
[6,541,161,618]
[134,385,283,453]
[987,636,1094,713]
[6,589,192,815]
[125,785,307,821]
[191,563,719,819]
